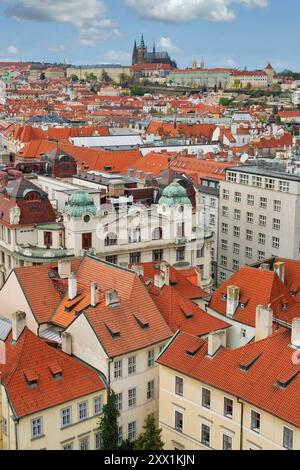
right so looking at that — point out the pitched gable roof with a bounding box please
[0,328,106,418]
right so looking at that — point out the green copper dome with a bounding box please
[159,181,192,207]
[64,190,97,218]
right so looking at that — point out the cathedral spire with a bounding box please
[141,34,145,49]
[192,57,197,69]
[153,41,156,54]
[200,56,205,69]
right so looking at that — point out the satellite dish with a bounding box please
[240,152,249,164]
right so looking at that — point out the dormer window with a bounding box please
[26,191,41,202]
[24,370,38,388]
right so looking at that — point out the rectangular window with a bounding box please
[128,356,136,375]
[222,206,229,217]
[223,434,233,450]
[222,223,229,234]
[201,424,210,447]
[148,350,155,368]
[147,380,155,400]
[175,411,183,433]
[118,426,123,446]
[258,233,266,245]
[129,252,141,264]
[61,407,72,428]
[175,376,184,396]
[2,417,7,436]
[274,200,281,212]
[233,260,239,270]
[265,178,275,190]
[106,255,118,265]
[78,401,88,421]
[79,436,89,451]
[245,247,253,259]
[44,231,53,248]
[272,237,280,249]
[233,226,240,238]
[283,427,294,450]
[209,214,216,225]
[221,255,228,267]
[223,189,229,200]
[240,174,249,185]
[95,432,102,450]
[259,215,267,227]
[258,251,265,261]
[260,197,267,209]
[246,229,253,241]
[31,418,43,439]
[233,243,240,254]
[228,172,237,183]
[247,212,254,224]
[251,410,261,433]
[221,240,228,251]
[224,398,233,419]
[247,194,254,206]
[128,421,136,442]
[152,249,163,262]
[234,192,241,203]
[279,181,289,193]
[116,393,123,412]
[273,218,281,231]
[94,397,103,416]
[128,388,137,408]
[63,442,73,450]
[176,247,185,262]
[252,176,262,188]
[234,209,241,220]
[114,360,122,379]
[202,388,211,409]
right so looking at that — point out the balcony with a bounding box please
[15,246,74,261]
[175,237,187,246]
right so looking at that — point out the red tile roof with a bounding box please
[158,328,300,427]
[209,266,300,327]
[0,328,106,418]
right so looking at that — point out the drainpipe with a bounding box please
[237,397,244,450]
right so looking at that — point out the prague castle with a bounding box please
[132,35,177,68]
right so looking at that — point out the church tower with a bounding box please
[192,57,197,69]
[200,56,205,69]
[132,40,138,65]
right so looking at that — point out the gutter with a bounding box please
[237,397,244,450]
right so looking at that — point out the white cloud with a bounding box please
[7,45,19,54]
[101,50,131,64]
[0,0,121,45]
[157,37,181,53]
[125,0,268,23]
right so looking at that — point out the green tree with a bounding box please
[134,414,164,451]
[130,85,144,96]
[70,74,79,82]
[99,391,120,450]
[101,70,112,84]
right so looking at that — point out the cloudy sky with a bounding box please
[0,0,298,71]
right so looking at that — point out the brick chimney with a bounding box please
[255,305,273,342]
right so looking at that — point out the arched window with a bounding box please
[26,191,41,202]
[152,227,163,241]
[105,232,118,247]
